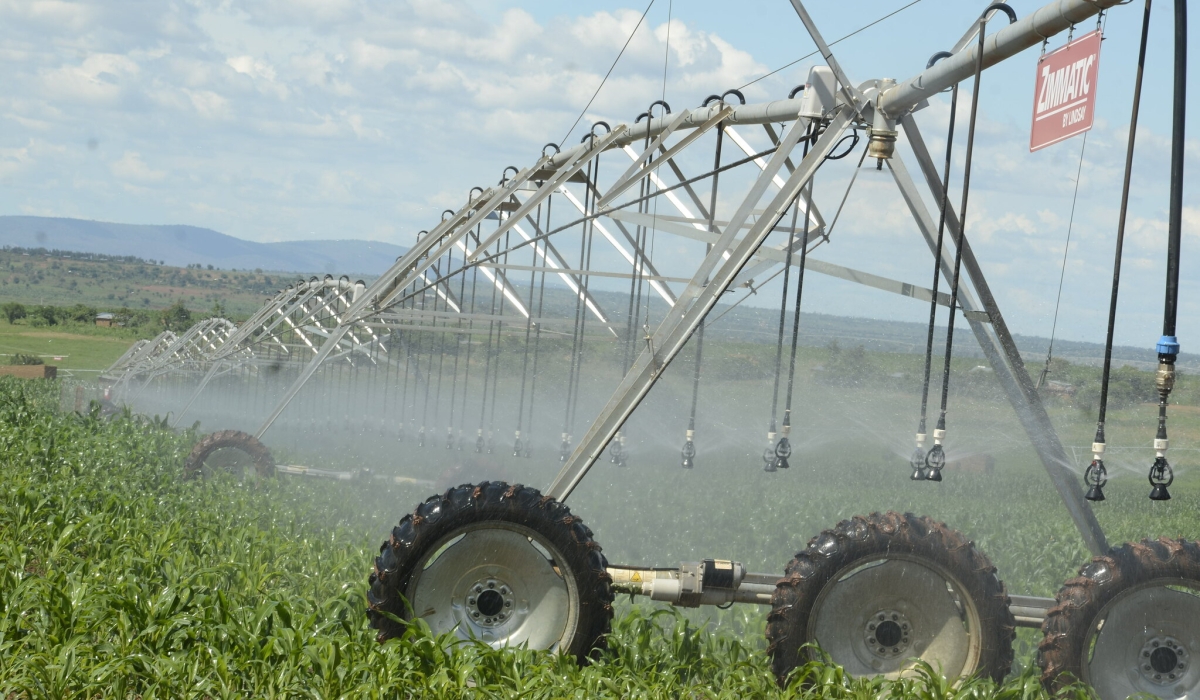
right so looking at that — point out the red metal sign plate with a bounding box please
[1030,30,1102,152]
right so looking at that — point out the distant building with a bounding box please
[95,312,115,327]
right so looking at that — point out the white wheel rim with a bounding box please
[808,557,980,679]
[1085,581,1200,700]
[407,521,579,651]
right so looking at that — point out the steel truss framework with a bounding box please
[103,0,1121,558]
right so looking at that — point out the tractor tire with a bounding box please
[367,481,613,663]
[183,430,275,480]
[766,511,1015,686]
[1039,538,1200,699]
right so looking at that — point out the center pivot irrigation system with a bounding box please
[99,0,1198,695]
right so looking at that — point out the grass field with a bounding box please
[5,355,1200,697]
[0,321,139,372]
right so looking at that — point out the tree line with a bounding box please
[1,299,218,332]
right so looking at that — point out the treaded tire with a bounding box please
[766,511,1015,686]
[367,481,613,663]
[1039,537,1200,697]
[184,430,275,480]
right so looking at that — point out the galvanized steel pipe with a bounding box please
[879,0,1123,118]
[545,98,808,169]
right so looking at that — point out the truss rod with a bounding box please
[546,108,853,502]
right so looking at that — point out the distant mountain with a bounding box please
[0,216,406,276]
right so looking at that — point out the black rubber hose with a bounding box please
[1097,0,1151,435]
[917,83,958,439]
[929,13,988,477]
[1162,0,1186,342]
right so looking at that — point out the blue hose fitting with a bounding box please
[1156,335,1180,356]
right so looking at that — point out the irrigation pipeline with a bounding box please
[1147,0,1187,501]
[774,175,816,473]
[432,256,449,440]
[913,71,958,481]
[1085,5,1149,501]
[477,236,501,453]
[764,122,810,472]
[514,202,541,457]
[561,159,592,462]
[925,12,989,483]
[447,245,469,448]
[682,112,726,470]
[525,196,553,460]
[458,228,482,451]
[487,231,510,454]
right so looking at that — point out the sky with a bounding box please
[1,0,1198,351]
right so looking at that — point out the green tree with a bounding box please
[64,303,97,323]
[2,302,25,324]
[32,305,57,326]
[210,299,227,318]
[160,300,193,331]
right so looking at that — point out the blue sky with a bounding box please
[0,0,1197,349]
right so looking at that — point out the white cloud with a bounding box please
[227,55,289,99]
[183,88,231,119]
[0,0,1197,350]
[41,53,140,103]
[111,151,165,182]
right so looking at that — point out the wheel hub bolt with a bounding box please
[1140,636,1188,684]
[465,577,516,628]
[864,610,911,659]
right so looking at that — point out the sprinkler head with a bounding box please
[486,435,495,454]
[910,447,927,481]
[559,435,571,462]
[762,446,777,472]
[418,426,426,448]
[1083,459,1107,502]
[446,430,454,450]
[773,437,792,470]
[475,434,485,454]
[680,438,695,469]
[523,442,532,459]
[609,441,624,465]
[513,437,522,457]
[923,444,945,482]
[1149,455,1173,501]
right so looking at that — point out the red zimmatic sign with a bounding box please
[1030,30,1102,152]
